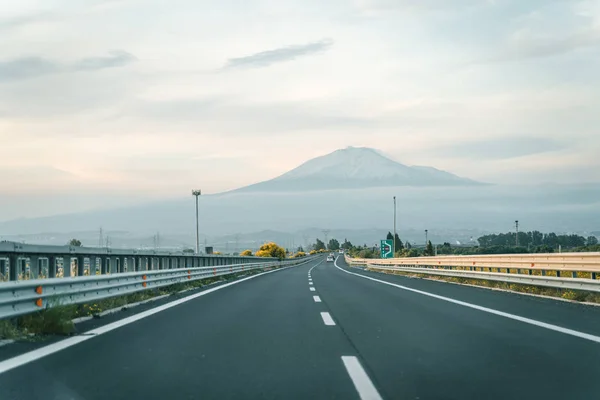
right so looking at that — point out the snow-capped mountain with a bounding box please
[234,147,481,192]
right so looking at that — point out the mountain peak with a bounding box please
[232,147,482,193]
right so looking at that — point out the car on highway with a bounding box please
[326,255,334,262]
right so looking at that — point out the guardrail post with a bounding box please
[528,269,532,275]
[541,270,546,276]
[556,270,561,278]
[592,272,597,280]
[48,255,56,278]
[77,256,85,277]
[8,254,18,281]
[572,271,577,278]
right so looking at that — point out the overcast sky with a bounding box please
[1,0,599,220]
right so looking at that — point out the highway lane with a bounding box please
[310,256,600,400]
[0,257,372,400]
[2,253,600,399]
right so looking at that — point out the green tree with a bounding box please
[314,238,326,251]
[405,241,412,250]
[341,238,353,250]
[68,239,82,247]
[240,249,253,256]
[386,232,393,241]
[394,233,403,251]
[423,240,434,256]
[587,236,599,246]
[296,246,304,253]
[328,238,340,250]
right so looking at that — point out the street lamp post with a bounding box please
[393,196,397,255]
[192,190,202,254]
[425,229,428,246]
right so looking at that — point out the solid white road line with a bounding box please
[313,296,322,303]
[308,259,324,275]
[341,356,383,400]
[333,258,600,344]
[0,261,316,376]
[321,312,336,326]
[310,287,316,291]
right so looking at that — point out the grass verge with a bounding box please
[0,268,268,340]
[368,268,600,304]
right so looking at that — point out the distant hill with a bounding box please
[232,147,483,193]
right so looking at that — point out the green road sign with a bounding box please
[380,239,393,259]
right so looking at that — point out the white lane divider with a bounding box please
[308,259,323,275]
[313,296,321,303]
[309,282,313,285]
[320,312,336,326]
[333,258,600,344]
[341,356,383,400]
[310,287,316,292]
[0,261,313,376]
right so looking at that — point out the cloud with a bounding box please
[0,51,136,82]
[353,0,485,17]
[223,39,333,69]
[482,29,600,63]
[72,50,137,71]
[0,57,59,81]
[430,137,567,160]
[0,12,54,31]
[131,97,372,134]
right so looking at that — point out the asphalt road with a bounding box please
[1,255,600,399]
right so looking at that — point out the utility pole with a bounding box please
[192,190,201,254]
[515,220,519,247]
[393,196,397,255]
[425,229,428,246]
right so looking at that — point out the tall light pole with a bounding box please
[323,229,330,249]
[192,190,202,254]
[425,229,428,246]
[515,220,519,247]
[393,196,397,255]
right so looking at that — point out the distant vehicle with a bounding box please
[339,250,344,254]
[326,255,334,262]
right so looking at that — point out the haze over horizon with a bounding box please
[2,0,600,222]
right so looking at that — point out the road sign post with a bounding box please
[380,239,393,259]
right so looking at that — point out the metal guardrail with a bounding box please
[0,255,316,320]
[344,253,600,292]
[0,241,276,282]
